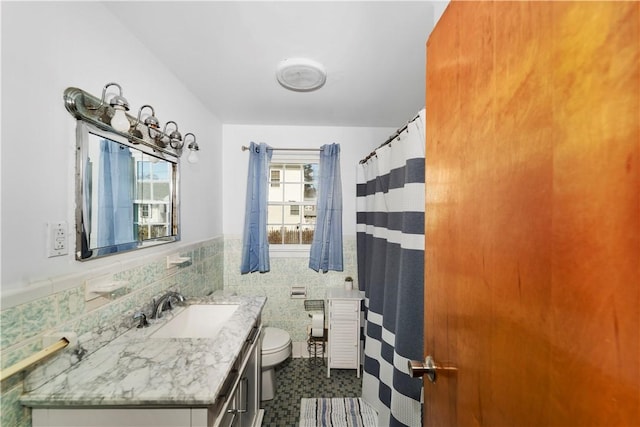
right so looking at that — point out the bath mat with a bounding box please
[299,397,378,427]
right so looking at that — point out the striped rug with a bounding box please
[299,397,378,427]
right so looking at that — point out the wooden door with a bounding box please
[424,1,639,426]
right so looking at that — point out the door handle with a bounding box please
[408,355,457,383]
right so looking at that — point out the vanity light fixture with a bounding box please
[63,83,201,159]
[133,105,161,140]
[162,121,183,150]
[99,82,130,132]
[185,133,199,164]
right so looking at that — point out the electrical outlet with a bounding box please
[47,222,68,257]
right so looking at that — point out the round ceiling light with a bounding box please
[276,58,327,92]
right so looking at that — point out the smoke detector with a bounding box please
[276,58,327,92]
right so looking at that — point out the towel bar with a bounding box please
[0,337,69,381]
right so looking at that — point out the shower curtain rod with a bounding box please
[241,145,323,152]
[359,112,421,164]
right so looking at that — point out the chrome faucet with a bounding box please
[151,291,186,319]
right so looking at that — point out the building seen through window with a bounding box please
[134,160,171,240]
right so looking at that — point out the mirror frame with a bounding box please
[75,121,181,261]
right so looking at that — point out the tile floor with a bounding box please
[260,357,363,426]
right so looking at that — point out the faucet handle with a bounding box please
[168,292,186,308]
[133,311,149,328]
[172,291,187,303]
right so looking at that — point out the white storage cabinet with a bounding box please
[326,288,364,378]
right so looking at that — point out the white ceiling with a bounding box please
[104,1,448,128]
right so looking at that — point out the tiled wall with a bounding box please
[223,236,358,343]
[0,237,224,427]
[0,236,357,426]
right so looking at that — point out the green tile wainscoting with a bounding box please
[223,236,358,344]
[0,237,224,427]
[0,236,357,426]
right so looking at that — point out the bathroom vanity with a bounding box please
[326,288,364,378]
[21,296,266,427]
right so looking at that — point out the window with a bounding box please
[267,155,319,251]
[270,170,281,188]
[134,160,171,242]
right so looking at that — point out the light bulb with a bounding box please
[111,106,130,132]
[187,149,199,164]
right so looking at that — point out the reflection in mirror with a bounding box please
[76,122,179,260]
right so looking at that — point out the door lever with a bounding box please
[408,355,457,383]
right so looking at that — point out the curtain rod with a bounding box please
[241,145,323,152]
[359,113,421,164]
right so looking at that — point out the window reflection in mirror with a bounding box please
[76,122,179,260]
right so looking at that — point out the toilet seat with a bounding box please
[262,327,291,355]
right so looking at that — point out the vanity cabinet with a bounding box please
[215,323,263,427]
[32,322,263,427]
[241,327,262,427]
[32,408,208,427]
[326,288,364,378]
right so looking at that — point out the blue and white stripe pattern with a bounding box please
[357,109,425,427]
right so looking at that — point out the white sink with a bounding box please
[150,304,240,339]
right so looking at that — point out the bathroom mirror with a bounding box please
[75,121,180,260]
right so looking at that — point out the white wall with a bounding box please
[221,124,397,237]
[1,2,223,291]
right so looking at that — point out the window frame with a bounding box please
[267,152,319,258]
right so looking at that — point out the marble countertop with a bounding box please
[21,295,266,408]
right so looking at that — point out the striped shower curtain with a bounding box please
[357,109,425,427]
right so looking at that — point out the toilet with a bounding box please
[261,327,292,401]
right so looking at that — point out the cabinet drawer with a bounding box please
[330,300,359,320]
[32,408,202,427]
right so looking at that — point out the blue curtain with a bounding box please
[97,139,136,253]
[357,110,425,427]
[241,141,273,274]
[309,143,343,272]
